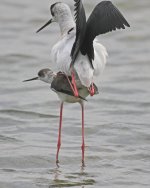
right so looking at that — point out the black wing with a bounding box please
[51,73,87,101]
[80,1,130,61]
[70,0,86,67]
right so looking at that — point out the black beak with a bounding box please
[36,19,53,33]
[23,77,38,82]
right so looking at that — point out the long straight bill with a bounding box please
[23,77,38,82]
[36,19,53,33]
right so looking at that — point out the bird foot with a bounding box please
[88,83,95,96]
[82,160,85,167]
[56,159,60,167]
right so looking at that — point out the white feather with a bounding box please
[51,34,107,87]
[50,2,108,87]
[51,30,75,75]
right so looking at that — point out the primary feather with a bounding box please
[71,0,130,66]
[50,1,130,87]
[70,0,87,67]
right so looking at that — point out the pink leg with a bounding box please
[56,102,63,165]
[71,71,79,97]
[89,82,95,96]
[81,102,85,166]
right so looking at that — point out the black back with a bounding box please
[51,73,87,100]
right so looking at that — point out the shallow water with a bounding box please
[0,0,150,187]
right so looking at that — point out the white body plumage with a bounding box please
[50,3,108,87]
[51,27,108,87]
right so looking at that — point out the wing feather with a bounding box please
[70,0,86,67]
[80,1,130,60]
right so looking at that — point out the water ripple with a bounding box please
[0,0,150,187]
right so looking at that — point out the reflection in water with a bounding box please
[53,167,61,182]
[50,166,95,187]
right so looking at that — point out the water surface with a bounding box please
[0,0,150,187]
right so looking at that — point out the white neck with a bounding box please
[57,12,75,36]
[39,74,55,84]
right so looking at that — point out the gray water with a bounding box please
[0,0,150,187]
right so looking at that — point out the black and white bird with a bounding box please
[26,0,130,166]
[37,0,130,97]
[23,68,98,166]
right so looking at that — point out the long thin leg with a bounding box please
[56,102,63,165]
[64,74,76,95]
[64,73,78,97]
[71,71,79,97]
[81,102,85,166]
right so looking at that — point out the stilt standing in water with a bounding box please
[25,0,130,166]
[24,68,98,166]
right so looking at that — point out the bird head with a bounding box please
[23,68,56,84]
[36,2,74,34]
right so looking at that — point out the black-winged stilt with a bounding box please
[24,68,98,166]
[25,0,130,166]
[36,0,130,97]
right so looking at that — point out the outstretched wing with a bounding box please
[70,0,86,67]
[81,1,130,61]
